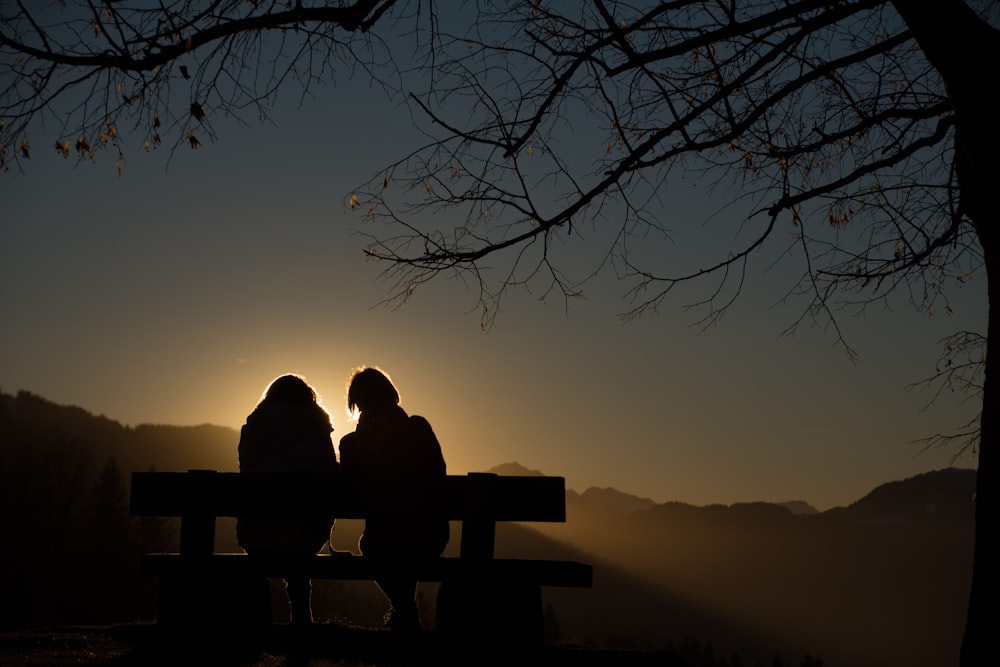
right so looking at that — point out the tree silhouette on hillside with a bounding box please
[0,410,155,627]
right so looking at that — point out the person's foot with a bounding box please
[382,605,420,633]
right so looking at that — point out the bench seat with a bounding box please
[140,552,593,587]
[130,469,592,643]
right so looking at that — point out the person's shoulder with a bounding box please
[407,414,433,428]
[237,419,261,448]
[405,416,442,450]
[406,415,436,435]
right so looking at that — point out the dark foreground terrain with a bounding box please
[0,623,688,667]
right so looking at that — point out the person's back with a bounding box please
[236,374,338,624]
[338,366,449,631]
[339,402,449,556]
[237,399,338,552]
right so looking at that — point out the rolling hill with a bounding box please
[0,389,977,666]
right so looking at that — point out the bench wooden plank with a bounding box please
[139,553,593,588]
[130,471,567,522]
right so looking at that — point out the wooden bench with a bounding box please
[129,469,592,644]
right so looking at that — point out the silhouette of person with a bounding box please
[237,373,339,625]
[338,366,449,632]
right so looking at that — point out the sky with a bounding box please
[1,11,987,512]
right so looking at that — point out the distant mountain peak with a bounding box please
[577,485,657,515]
[842,467,976,524]
[486,461,546,477]
[776,500,818,516]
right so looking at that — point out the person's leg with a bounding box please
[361,533,420,631]
[239,550,274,628]
[374,577,419,631]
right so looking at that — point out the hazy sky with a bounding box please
[1,16,986,511]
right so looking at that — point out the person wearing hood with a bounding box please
[237,373,339,625]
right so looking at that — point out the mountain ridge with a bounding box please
[487,457,973,521]
[0,388,977,667]
[2,390,975,512]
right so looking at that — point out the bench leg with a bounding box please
[435,579,543,652]
[285,576,314,625]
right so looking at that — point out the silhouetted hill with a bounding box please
[575,487,657,515]
[1,390,240,477]
[1,389,130,447]
[483,460,976,666]
[488,461,546,477]
[494,521,789,661]
[527,471,974,667]
[488,464,656,517]
[776,500,817,515]
[1,392,977,667]
[834,467,976,524]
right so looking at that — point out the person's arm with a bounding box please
[409,416,446,476]
[338,433,359,475]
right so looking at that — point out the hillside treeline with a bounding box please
[0,390,250,629]
[1,395,158,627]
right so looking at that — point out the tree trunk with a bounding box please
[962,249,997,665]
[888,2,1000,665]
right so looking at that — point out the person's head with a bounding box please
[346,366,399,419]
[258,374,319,407]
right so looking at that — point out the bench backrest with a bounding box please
[130,470,567,560]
